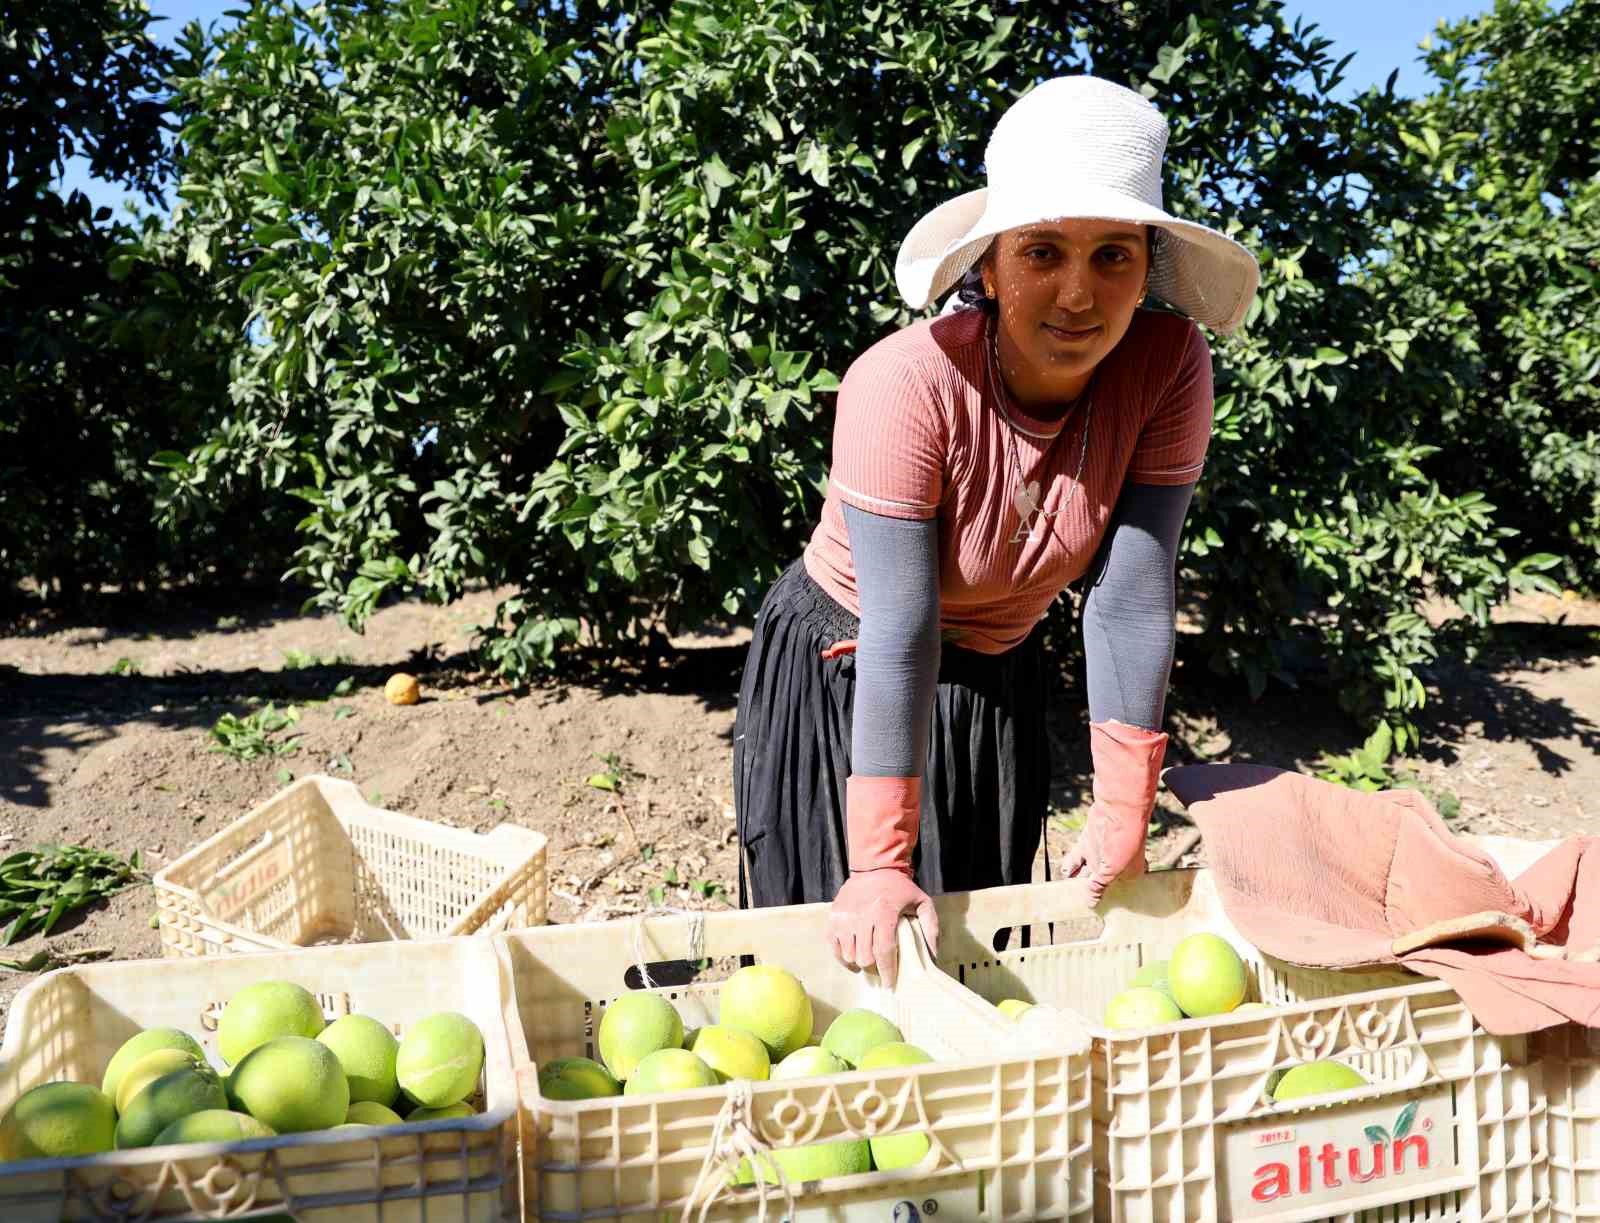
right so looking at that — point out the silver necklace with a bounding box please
[986,321,1093,544]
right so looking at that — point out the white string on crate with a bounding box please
[682,1079,798,1223]
[629,904,707,990]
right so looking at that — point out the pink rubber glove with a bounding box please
[826,776,939,987]
[1063,720,1168,904]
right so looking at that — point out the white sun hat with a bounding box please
[895,75,1260,334]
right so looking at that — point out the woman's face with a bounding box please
[982,219,1151,409]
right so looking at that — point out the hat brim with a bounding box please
[895,187,1260,335]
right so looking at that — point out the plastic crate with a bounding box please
[153,774,546,957]
[939,869,1550,1223]
[0,936,517,1222]
[1538,1024,1600,1222]
[499,900,1096,1221]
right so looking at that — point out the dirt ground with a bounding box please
[2,582,1596,1026]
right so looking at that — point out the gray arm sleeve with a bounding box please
[841,504,941,778]
[1082,481,1197,730]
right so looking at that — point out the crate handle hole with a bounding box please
[623,959,709,990]
[987,914,1104,952]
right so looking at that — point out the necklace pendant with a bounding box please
[1012,478,1042,521]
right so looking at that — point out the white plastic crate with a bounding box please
[499,900,1096,1221]
[0,937,517,1222]
[940,870,1550,1223]
[1538,1024,1600,1222]
[153,774,546,957]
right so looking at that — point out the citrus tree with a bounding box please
[146,0,1565,760]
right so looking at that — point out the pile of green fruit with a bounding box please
[536,963,936,1184]
[0,979,486,1162]
[1098,935,1370,1103]
[1102,932,1267,1028]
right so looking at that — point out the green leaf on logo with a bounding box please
[1364,1125,1390,1145]
[1392,1101,1417,1139]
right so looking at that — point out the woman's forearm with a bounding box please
[1082,481,1196,730]
[841,504,942,777]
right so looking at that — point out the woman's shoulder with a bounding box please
[1125,308,1209,363]
[846,308,986,386]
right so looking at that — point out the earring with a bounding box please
[1136,290,1148,307]
[985,285,996,300]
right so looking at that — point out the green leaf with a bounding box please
[1364,1125,1391,1145]
[1392,1100,1418,1139]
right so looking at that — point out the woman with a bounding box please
[732,76,1259,983]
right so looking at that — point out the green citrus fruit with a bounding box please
[718,965,812,1061]
[736,1137,871,1185]
[396,1013,484,1110]
[115,1066,228,1149]
[1272,1061,1368,1101]
[218,981,325,1065]
[1167,934,1249,1017]
[0,1082,116,1161]
[538,1057,622,1101]
[597,993,683,1083]
[1103,987,1185,1030]
[995,999,1035,1020]
[317,1015,399,1107]
[690,1025,770,1083]
[344,1101,404,1127]
[772,1046,847,1081]
[116,1048,205,1116]
[101,1028,206,1103]
[622,1048,719,1096]
[819,1009,903,1069]
[1129,960,1174,1000]
[406,1102,474,1122]
[153,1109,275,1146]
[226,1036,348,1134]
[856,1043,933,1171]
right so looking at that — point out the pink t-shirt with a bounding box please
[803,307,1214,654]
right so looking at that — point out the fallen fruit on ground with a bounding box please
[385,673,420,705]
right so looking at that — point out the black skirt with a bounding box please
[733,557,1052,908]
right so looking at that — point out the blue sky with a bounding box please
[59,0,1494,217]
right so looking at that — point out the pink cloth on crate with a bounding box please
[1161,763,1600,1035]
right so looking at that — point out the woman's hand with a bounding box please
[1063,720,1168,904]
[827,868,940,988]
[829,775,935,985]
